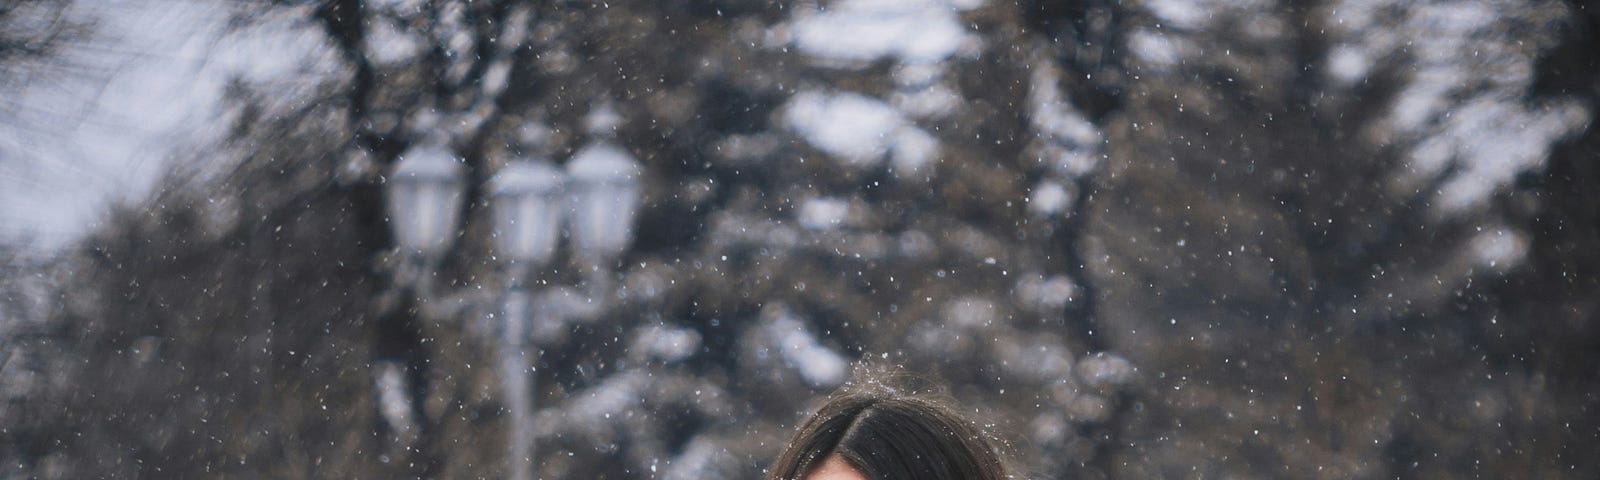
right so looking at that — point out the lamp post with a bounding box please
[488,160,564,480]
[379,142,465,458]
[381,106,642,479]
[486,112,643,480]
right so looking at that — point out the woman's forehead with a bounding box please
[802,454,870,480]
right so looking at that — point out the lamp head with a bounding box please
[565,141,642,262]
[386,144,466,259]
[489,160,566,267]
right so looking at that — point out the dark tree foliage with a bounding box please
[1081,1,1600,476]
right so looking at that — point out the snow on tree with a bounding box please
[3,0,1599,479]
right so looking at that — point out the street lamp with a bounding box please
[379,107,643,480]
[490,161,567,271]
[565,138,642,266]
[485,111,642,480]
[385,143,467,284]
[487,159,564,480]
[376,142,465,457]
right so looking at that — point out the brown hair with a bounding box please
[766,372,1011,480]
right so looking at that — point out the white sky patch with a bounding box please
[1432,100,1588,213]
[0,1,340,251]
[889,63,960,118]
[1144,0,1213,29]
[1013,274,1078,315]
[891,65,962,119]
[1324,0,1385,35]
[1129,29,1183,68]
[784,89,935,168]
[1078,352,1135,387]
[555,371,647,431]
[889,127,939,177]
[366,16,424,65]
[945,297,997,328]
[662,437,735,480]
[798,197,849,231]
[1326,45,1372,85]
[482,57,513,98]
[891,84,961,119]
[1469,227,1527,270]
[1027,180,1071,218]
[1325,0,1591,216]
[1027,61,1103,149]
[768,312,847,389]
[893,62,943,88]
[367,0,430,13]
[633,324,702,363]
[375,361,419,442]
[1026,57,1104,181]
[1388,82,1451,134]
[788,0,979,66]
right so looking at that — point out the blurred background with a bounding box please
[2,0,1597,478]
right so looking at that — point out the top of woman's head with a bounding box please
[766,368,1012,480]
